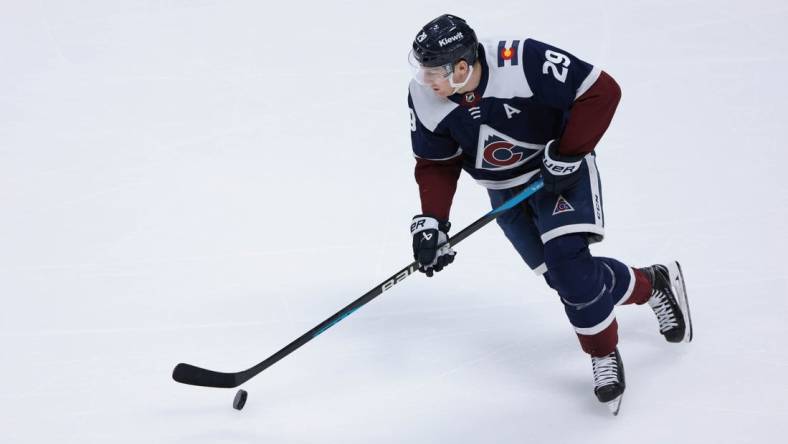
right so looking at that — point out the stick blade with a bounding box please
[172,363,239,388]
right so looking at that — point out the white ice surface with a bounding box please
[2,1,787,443]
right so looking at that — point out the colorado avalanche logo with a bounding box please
[552,195,575,215]
[483,140,524,167]
[475,125,544,171]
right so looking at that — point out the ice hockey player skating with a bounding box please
[407,14,693,415]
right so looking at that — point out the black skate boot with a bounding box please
[639,261,693,343]
[592,348,625,415]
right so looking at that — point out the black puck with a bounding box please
[233,389,248,410]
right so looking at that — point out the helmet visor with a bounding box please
[408,49,453,86]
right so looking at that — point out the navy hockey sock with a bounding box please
[543,234,619,356]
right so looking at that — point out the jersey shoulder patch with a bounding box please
[408,80,458,132]
[481,38,533,100]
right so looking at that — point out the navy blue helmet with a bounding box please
[411,14,479,68]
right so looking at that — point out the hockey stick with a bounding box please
[172,178,544,388]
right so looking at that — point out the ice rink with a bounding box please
[2,1,787,442]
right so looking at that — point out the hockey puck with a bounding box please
[233,389,248,410]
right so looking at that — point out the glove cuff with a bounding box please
[543,139,583,176]
[411,215,450,235]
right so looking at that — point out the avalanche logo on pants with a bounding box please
[475,125,543,171]
[552,195,575,215]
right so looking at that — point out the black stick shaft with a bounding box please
[172,179,543,388]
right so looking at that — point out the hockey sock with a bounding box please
[544,234,619,356]
[622,268,652,305]
[577,320,618,357]
[595,258,652,305]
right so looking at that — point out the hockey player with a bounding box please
[407,14,693,414]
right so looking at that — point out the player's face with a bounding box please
[424,66,454,96]
[409,51,459,97]
[411,61,452,86]
[411,61,469,97]
[430,61,470,97]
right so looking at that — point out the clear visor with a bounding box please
[408,49,453,86]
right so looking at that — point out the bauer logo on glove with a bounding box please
[540,139,585,194]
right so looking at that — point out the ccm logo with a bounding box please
[382,264,418,292]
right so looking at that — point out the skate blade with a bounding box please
[668,261,693,343]
[606,394,623,416]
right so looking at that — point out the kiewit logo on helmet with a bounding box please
[438,32,463,47]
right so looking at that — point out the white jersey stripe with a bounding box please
[409,80,459,132]
[413,148,463,162]
[615,266,637,306]
[586,155,603,226]
[482,39,534,100]
[574,311,616,336]
[575,65,601,99]
[473,169,540,190]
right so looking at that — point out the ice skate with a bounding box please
[592,348,625,415]
[640,261,693,343]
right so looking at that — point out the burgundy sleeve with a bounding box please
[558,70,622,156]
[414,157,463,221]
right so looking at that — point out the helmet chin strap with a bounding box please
[449,64,474,94]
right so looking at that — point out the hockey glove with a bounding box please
[541,139,585,194]
[410,215,456,277]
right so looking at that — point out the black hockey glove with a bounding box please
[410,215,456,277]
[541,139,585,194]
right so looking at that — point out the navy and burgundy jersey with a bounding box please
[408,38,603,191]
